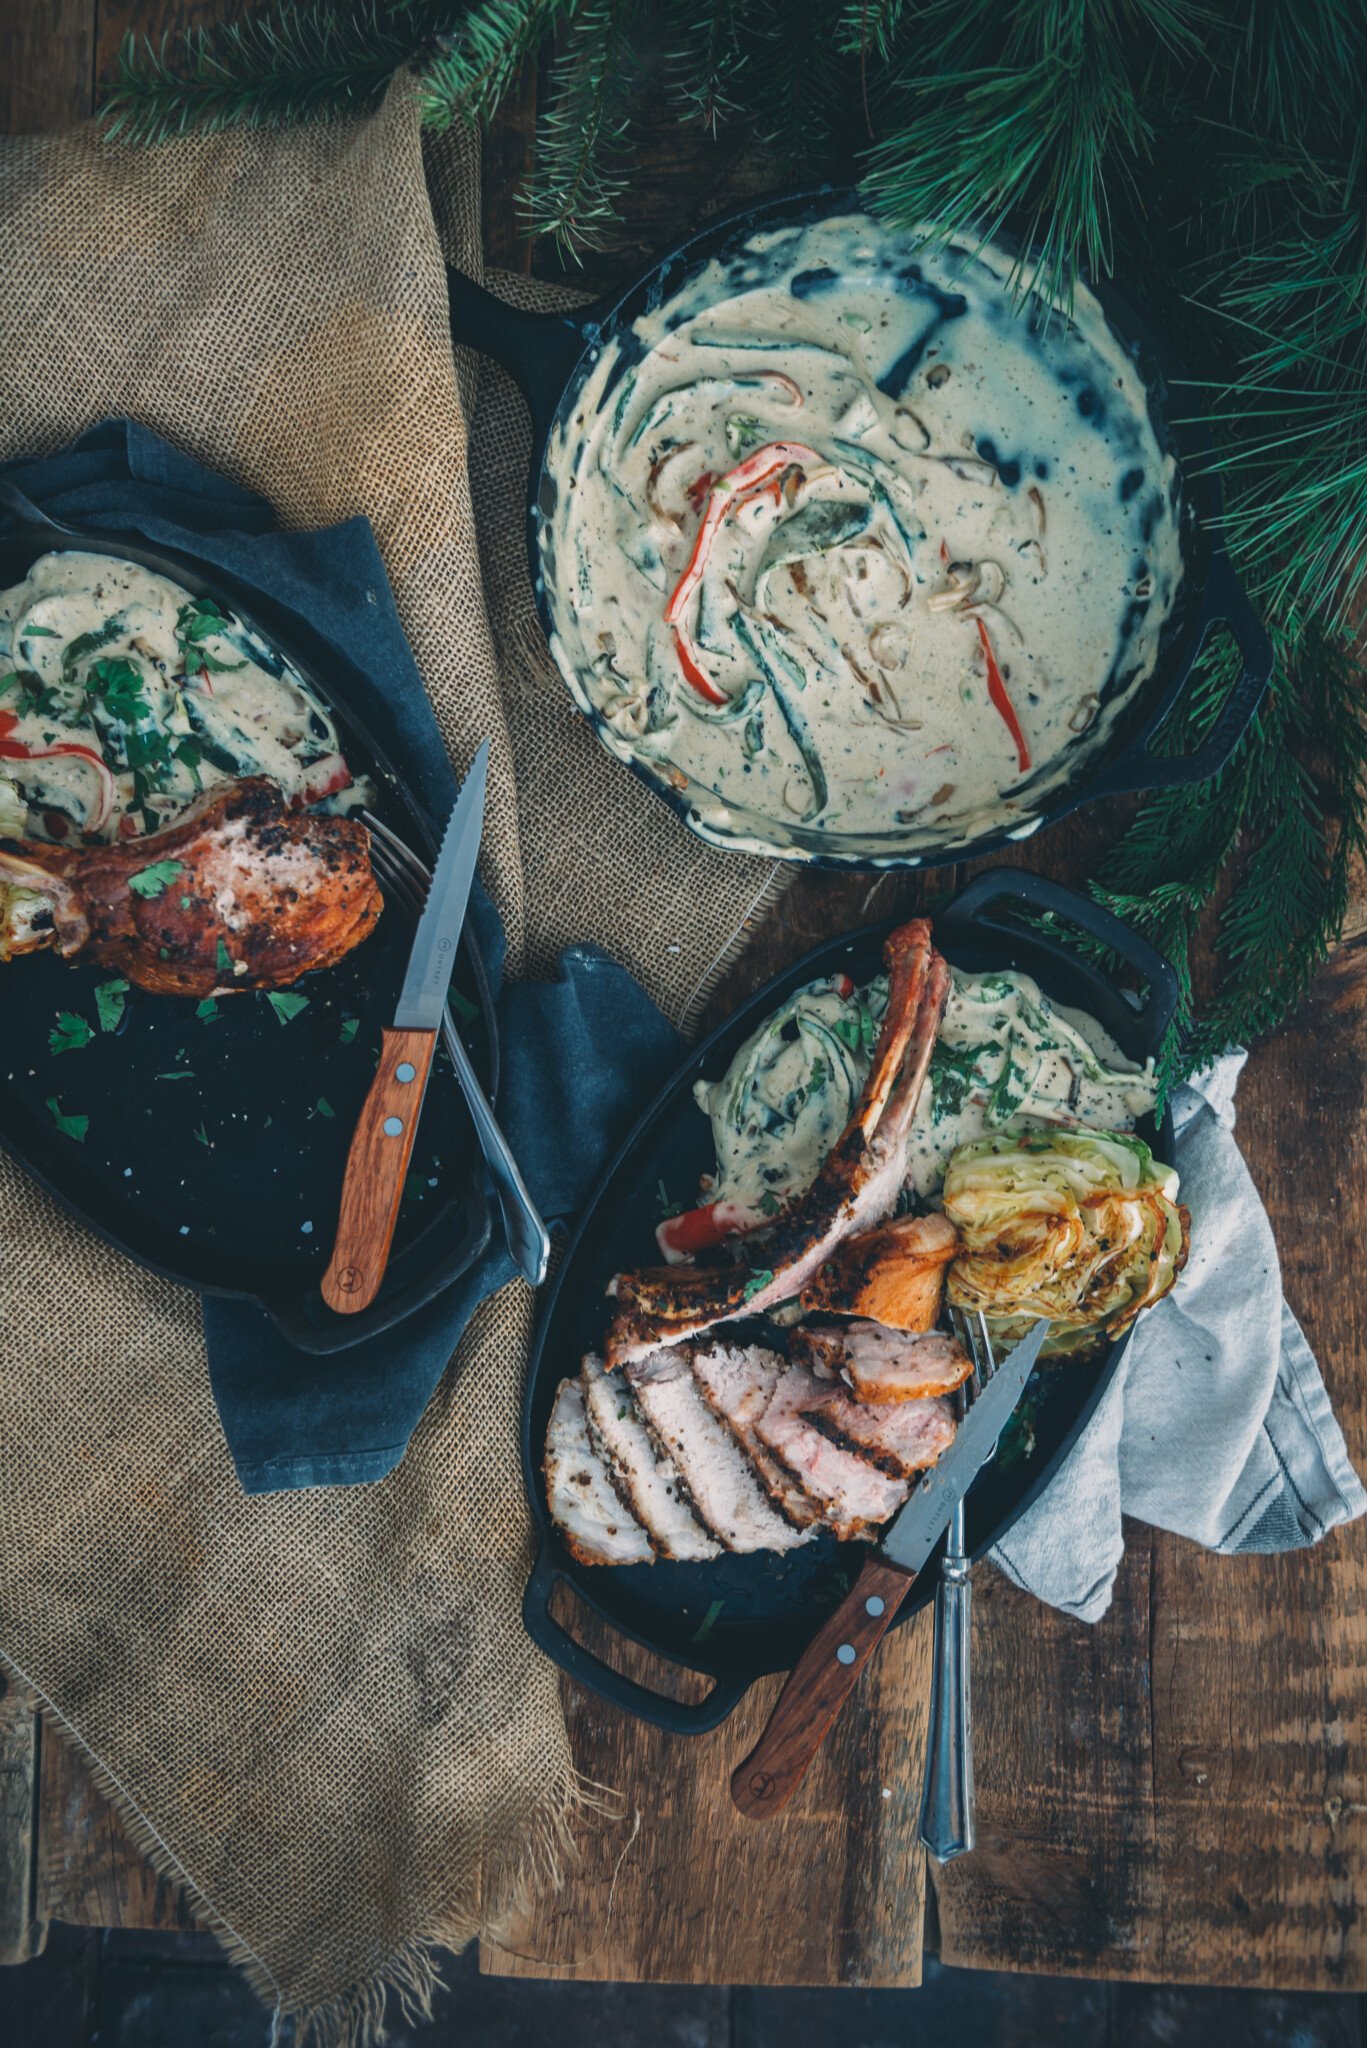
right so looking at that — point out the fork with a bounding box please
[364,812,551,1288]
[918,1304,994,1862]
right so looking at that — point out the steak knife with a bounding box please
[730,1316,1049,1819]
[322,743,489,1315]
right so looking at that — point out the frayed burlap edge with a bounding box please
[1,1643,620,2048]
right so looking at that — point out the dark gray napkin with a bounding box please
[2,422,682,1494]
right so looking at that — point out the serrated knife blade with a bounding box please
[394,741,489,1032]
[879,1316,1050,1574]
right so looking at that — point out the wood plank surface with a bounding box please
[4,0,1367,1998]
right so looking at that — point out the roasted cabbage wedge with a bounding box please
[943,1130,1189,1359]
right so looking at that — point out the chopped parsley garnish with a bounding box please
[266,990,309,1026]
[19,623,58,638]
[758,1189,782,1217]
[193,1123,210,1148]
[127,858,185,900]
[196,998,220,1023]
[312,1096,335,1119]
[85,656,150,723]
[49,1011,94,1056]
[175,599,245,674]
[807,1054,828,1092]
[62,616,125,677]
[339,1016,359,1044]
[742,1267,775,1302]
[94,979,129,1033]
[448,988,479,1025]
[214,939,234,973]
[656,1177,684,1219]
[3,669,62,718]
[156,1071,195,1081]
[46,1096,88,1142]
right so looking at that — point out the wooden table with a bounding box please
[3,0,1366,1996]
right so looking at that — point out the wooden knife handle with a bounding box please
[730,1554,917,1820]
[322,1026,436,1315]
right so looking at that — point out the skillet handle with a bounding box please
[940,866,1180,1047]
[446,266,592,449]
[1088,551,1272,799]
[522,1546,750,1736]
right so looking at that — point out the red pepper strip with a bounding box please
[0,724,117,832]
[976,615,1031,774]
[665,440,825,704]
[672,628,728,707]
[686,471,715,514]
[665,440,824,632]
[655,1198,767,1263]
[836,973,855,998]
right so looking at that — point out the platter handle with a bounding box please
[445,267,596,451]
[1088,550,1272,799]
[939,866,1181,1048]
[522,1546,750,1736]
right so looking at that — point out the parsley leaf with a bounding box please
[155,1071,195,1081]
[339,1016,359,1044]
[691,1599,724,1644]
[175,600,245,674]
[266,990,309,1026]
[94,978,129,1033]
[62,616,125,677]
[742,1267,775,1302]
[312,1096,335,1119]
[49,1012,94,1056]
[758,1189,782,1217]
[656,1177,684,1219]
[193,1122,210,1147]
[214,939,234,974]
[196,998,220,1023]
[127,858,185,900]
[85,656,150,723]
[19,623,58,638]
[448,988,479,1025]
[46,1096,88,1142]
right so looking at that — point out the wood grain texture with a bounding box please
[732,1556,920,1820]
[35,1725,197,1936]
[0,0,96,133]
[321,1025,438,1312]
[481,1583,936,1984]
[0,1683,44,1962]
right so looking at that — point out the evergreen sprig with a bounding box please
[98,0,1367,1079]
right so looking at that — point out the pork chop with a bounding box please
[799,1210,959,1332]
[543,1378,654,1567]
[688,1342,823,1529]
[805,1384,957,1479]
[0,775,381,995]
[581,1354,719,1562]
[626,1350,813,1554]
[754,1364,909,1540]
[605,923,950,1369]
[792,1319,973,1404]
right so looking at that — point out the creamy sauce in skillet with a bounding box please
[695,965,1157,1214]
[543,216,1185,857]
[0,553,361,842]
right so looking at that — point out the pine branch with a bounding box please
[666,0,747,136]
[519,0,641,256]
[421,0,571,129]
[101,0,450,142]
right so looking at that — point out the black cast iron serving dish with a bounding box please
[0,477,497,1354]
[448,184,1272,870]
[521,867,1179,1733]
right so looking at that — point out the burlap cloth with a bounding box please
[0,80,783,2041]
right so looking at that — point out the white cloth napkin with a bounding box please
[989,1052,1367,1622]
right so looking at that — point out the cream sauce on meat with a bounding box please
[0,553,360,842]
[696,965,1157,1214]
[542,215,1185,857]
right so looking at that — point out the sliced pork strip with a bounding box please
[627,1351,813,1554]
[544,1378,654,1567]
[799,1211,959,1333]
[581,1354,720,1562]
[792,1319,973,1403]
[688,1342,824,1529]
[806,1386,957,1479]
[604,928,949,1369]
[755,1364,909,1541]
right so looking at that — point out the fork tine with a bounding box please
[363,811,433,890]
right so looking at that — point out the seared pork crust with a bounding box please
[0,776,381,996]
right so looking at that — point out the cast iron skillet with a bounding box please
[0,476,496,1354]
[448,185,1272,869]
[521,867,1178,1732]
